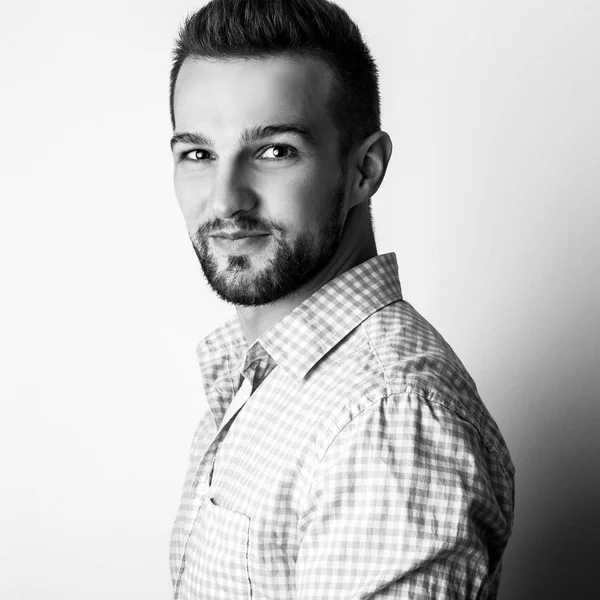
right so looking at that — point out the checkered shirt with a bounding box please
[170,253,515,599]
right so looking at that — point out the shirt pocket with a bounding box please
[196,496,252,600]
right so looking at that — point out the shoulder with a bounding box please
[309,299,514,491]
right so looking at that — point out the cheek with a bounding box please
[174,174,207,230]
[265,172,332,226]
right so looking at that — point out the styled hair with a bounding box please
[169,0,381,155]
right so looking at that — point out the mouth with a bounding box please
[209,231,270,240]
[208,230,272,254]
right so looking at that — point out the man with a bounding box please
[169,0,514,598]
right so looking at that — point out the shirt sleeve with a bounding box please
[295,391,513,599]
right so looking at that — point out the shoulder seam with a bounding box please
[360,321,391,392]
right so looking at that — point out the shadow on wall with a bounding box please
[500,385,600,599]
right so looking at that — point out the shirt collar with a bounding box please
[259,253,402,379]
[195,317,246,427]
[196,253,402,422]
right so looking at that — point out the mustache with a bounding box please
[193,215,286,239]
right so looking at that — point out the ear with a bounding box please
[348,131,393,210]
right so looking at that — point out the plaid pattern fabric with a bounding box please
[170,253,515,599]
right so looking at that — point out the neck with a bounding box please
[236,204,377,346]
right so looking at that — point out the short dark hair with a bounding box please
[169,0,381,155]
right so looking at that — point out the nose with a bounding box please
[210,160,256,219]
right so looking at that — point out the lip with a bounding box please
[209,231,271,254]
[210,231,269,240]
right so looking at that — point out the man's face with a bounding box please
[172,56,347,306]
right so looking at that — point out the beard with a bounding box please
[190,181,346,307]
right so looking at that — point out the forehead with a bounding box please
[173,55,337,139]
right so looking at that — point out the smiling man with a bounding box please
[168,1,514,599]
[172,57,350,316]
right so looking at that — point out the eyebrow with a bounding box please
[241,124,317,146]
[170,131,215,150]
[170,123,316,151]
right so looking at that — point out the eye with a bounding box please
[182,149,212,161]
[258,145,296,160]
